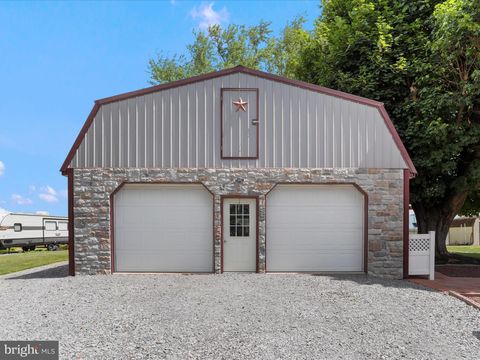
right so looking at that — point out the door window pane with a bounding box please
[228,203,250,237]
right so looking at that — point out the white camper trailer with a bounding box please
[0,213,68,251]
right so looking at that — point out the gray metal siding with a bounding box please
[70,73,407,169]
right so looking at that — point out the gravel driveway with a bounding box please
[1,264,479,360]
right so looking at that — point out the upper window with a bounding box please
[229,204,250,237]
[44,221,57,231]
[13,223,22,232]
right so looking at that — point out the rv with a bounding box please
[0,213,68,251]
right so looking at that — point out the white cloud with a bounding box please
[45,186,57,196]
[0,161,4,176]
[0,207,9,216]
[190,2,229,29]
[28,185,36,193]
[11,194,33,205]
[39,194,58,203]
[39,186,59,203]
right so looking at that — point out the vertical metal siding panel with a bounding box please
[181,87,190,167]
[244,90,251,159]
[193,83,200,168]
[282,83,290,168]
[252,76,260,167]
[359,105,367,168]
[374,107,383,168]
[308,91,317,168]
[343,101,351,168]
[205,79,214,167]
[274,85,282,167]
[214,78,221,167]
[175,88,183,167]
[86,121,94,167]
[349,102,359,168]
[103,104,112,168]
[77,140,84,168]
[145,95,154,168]
[110,103,119,167]
[173,88,181,167]
[119,100,128,167]
[164,90,172,167]
[365,110,373,168]
[153,93,163,167]
[289,86,296,167]
[198,81,210,168]
[261,78,267,167]
[300,89,307,167]
[334,99,343,168]
[324,96,332,167]
[126,99,134,167]
[266,79,275,167]
[271,83,276,166]
[136,97,146,168]
[315,94,323,167]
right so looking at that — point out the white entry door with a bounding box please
[223,198,257,272]
[266,185,364,272]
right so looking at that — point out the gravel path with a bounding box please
[1,265,479,360]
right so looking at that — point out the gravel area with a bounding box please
[1,265,479,360]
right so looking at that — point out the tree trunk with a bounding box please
[411,190,469,260]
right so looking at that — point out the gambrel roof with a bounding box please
[61,66,416,175]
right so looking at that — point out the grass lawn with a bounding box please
[447,245,480,261]
[0,249,68,275]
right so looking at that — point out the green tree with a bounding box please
[148,18,310,84]
[298,0,480,258]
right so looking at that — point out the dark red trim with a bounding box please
[379,105,417,175]
[265,182,369,273]
[109,181,215,274]
[403,169,410,279]
[220,195,259,273]
[61,103,100,175]
[67,168,75,276]
[220,88,259,160]
[60,65,416,175]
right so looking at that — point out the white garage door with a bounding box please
[267,185,364,272]
[114,184,213,272]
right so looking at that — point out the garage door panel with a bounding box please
[267,185,364,272]
[267,252,363,272]
[115,250,212,272]
[116,229,212,250]
[269,208,361,225]
[114,184,213,272]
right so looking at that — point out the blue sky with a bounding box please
[0,0,320,216]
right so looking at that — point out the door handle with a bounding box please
[251,119,259,125]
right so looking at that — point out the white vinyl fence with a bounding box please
[409,231,435,280]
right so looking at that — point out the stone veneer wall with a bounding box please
[73,168,404,278]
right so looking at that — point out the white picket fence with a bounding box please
[409,231,435,280]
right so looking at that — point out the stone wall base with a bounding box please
[73,168,404,278]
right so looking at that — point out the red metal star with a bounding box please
[232,97,248,112]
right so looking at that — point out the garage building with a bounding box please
[61,66,416,278]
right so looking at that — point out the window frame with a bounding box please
[44,221,58,231]
[13,223,22,232]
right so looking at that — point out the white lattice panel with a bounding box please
[409,237,430,252]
